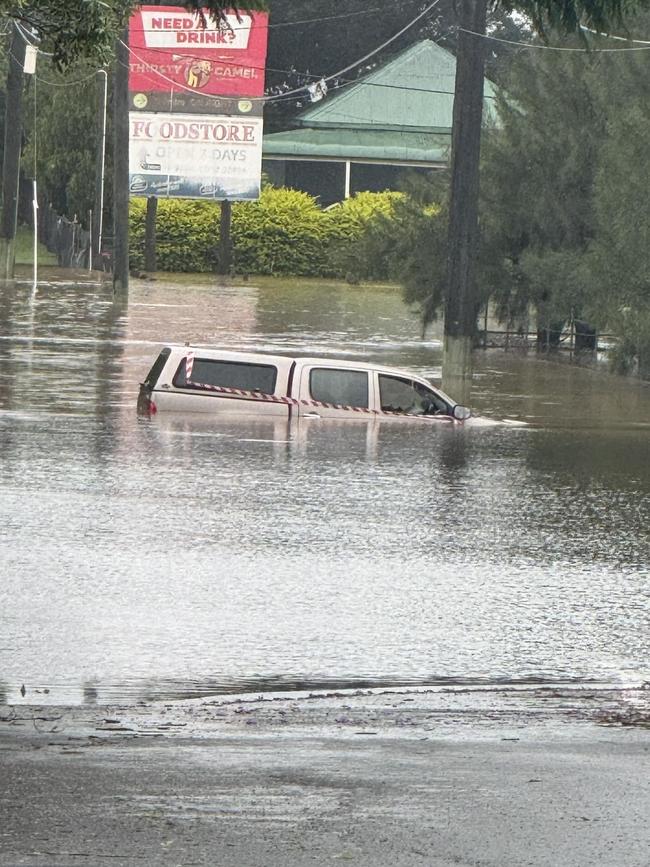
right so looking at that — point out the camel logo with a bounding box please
[185,58,213,89]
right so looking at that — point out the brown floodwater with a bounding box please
[0,275,648,704]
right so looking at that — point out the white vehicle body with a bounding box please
[137,346,471,422]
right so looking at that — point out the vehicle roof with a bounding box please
[165,345,444,391]
[170,345,293,366]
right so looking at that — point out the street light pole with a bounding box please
[93,69,108,270]
[112,32,129,297]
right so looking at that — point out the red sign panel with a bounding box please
[129,5,269,99]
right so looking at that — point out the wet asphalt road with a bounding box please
[1,687,648,867]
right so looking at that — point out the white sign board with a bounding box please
[129,112,263,200]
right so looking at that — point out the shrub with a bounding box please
[130,198,221,272]
[325,191,403,239]
[128,188,406,278]
[323,191,404,279]
[231,187,332,276]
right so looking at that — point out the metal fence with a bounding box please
[479,326,613,354]
[38,203,93,269]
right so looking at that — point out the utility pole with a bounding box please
[0,24,27,281]
[112,31,129,297]
[442,0,488,401]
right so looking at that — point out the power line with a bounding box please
[579,25,650,45]
[334,72,497,100]
[459,27,650,52]
[30,56,100,85]
[35,70,101,86]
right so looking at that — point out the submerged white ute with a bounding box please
[137,346,471,422]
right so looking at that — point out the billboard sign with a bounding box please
[129,113,263,200]
[129,5,269,100]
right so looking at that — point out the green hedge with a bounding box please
[232,187,332,276]
[129,187,403,277]
[130,198,220,273]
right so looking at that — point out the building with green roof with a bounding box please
[262,39,498,203]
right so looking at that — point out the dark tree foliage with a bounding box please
[504,0,625,37]
[479,43,605,329]
[479,16,650,373]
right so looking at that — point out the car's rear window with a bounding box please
[173,357,277,394]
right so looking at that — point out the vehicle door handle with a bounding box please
[303,412,321,419]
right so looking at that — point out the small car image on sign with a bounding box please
[129,175,148,193]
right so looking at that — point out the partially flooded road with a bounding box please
[1,276,649,704]
[1,684,649,867]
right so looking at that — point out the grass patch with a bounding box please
[14,225,58,265]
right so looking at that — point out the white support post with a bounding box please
[32,180,38,287]
[88,209,93,272]
[344,161,351,199]
[97,69,108,263]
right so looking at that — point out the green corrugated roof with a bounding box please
[297,40,498,132]
[263,40,498,164]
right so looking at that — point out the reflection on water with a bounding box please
[0,276,649,705]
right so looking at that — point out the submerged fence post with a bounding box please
[217,199,232,276]
[483,301,488,349]
[88,209,93,272]
[144,196,158,273]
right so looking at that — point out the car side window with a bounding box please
[173,358,277,394]
[309,368,369,408]
[379,374,448,415]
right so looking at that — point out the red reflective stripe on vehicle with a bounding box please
[185,352,195,381]
[181,380,457,421]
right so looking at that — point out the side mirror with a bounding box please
[453,405,471,421]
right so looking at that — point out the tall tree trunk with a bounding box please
[442,0,488,401]
[0,25,26,281]
[112,31,129,297]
